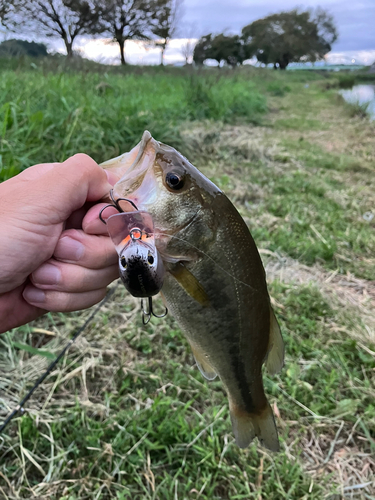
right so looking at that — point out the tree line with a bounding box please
[193,8,338,70]
[0,2,338,69]
[0,0,182,65]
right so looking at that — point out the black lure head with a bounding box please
[106,211,165,298]
[118,227,164,297]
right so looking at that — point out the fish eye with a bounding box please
[166,171,185,190]
[147,254,154,265]
[120,256,127,269]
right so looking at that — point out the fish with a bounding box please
[106,211,165,298]
[101,131,284,451]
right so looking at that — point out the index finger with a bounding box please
[83,203,119,235]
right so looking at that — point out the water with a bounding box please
[339,85,375,121]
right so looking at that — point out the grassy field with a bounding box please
[0,60,374,499]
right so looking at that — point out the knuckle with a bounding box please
[71,153,96,166]
[60,228,82,240]
[66,154,99,177]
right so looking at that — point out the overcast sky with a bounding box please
[7,0,374,66]
[183,0,375,51]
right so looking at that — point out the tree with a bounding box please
[98,0,166,65]
[0,38,48,57]
[193,33,249,67]
[193,33,212,65]
[0,0,22,30]
[242,8,338,70]
[152,0,182,65]
[180,37,195,65]
[3,0,101,58]
[210,34,246,67]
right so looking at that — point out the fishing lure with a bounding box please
[106,211,165,298]
[100,192,167,324]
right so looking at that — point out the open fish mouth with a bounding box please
[111,131,158,209]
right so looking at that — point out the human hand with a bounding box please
[0,154,120,334]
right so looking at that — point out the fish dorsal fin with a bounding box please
[265,308,284,375]
[169,262,210,307]
[190,344,217,380]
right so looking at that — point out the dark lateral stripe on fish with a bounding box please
[227,344,259,414]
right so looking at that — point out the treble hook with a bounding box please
[99,189,138,224]
[141,297,168,325]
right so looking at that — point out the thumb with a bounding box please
[20,154,113,224]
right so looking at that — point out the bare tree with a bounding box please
[179,24,196,65]
[98,0,165,65]
[180,38,195,65]
[0,0,19,28]
[152,0,182,65]
[5,0,101,58]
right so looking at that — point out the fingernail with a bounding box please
[23,287,46,304]
[55,236,85,261]
[32,264,61,285]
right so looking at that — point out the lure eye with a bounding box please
[166,171,185,190]
[147,254,154,265]
[120,256,127,269]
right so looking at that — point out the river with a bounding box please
[339,85,375,121]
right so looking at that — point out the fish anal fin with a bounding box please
[265,308,284,375]
[229,400,280,451]
[190,344,217,381]
[169,262,210,307]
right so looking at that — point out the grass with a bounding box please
[0,62,266,181]
[0,60,374,499]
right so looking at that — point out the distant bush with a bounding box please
[336,74,356,89]
[0,39,48,58]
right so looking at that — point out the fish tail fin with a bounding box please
[265,308,284,375]
[230,402,280,452]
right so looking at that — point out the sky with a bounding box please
[4,0,375,66]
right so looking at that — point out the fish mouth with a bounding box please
[115,132,155,189]
[112,131,160,211]
[122,131,153,176]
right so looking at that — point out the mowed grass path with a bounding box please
[0,62,374,499]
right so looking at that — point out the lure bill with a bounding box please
[106,211,165,298]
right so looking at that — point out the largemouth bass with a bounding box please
[101,131,284,451]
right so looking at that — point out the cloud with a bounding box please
[68,37,375,67]
[180,0,375,53]
[325,50,375,65]
[59,37,196,66]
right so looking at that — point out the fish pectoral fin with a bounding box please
[169,262,210,307]
[265,308,284,375]
[229,401,280,451]
[191,344,217,381]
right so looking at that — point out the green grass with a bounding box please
[1,61,375,499]
[0,65,266,181]
[248,164,375,280]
